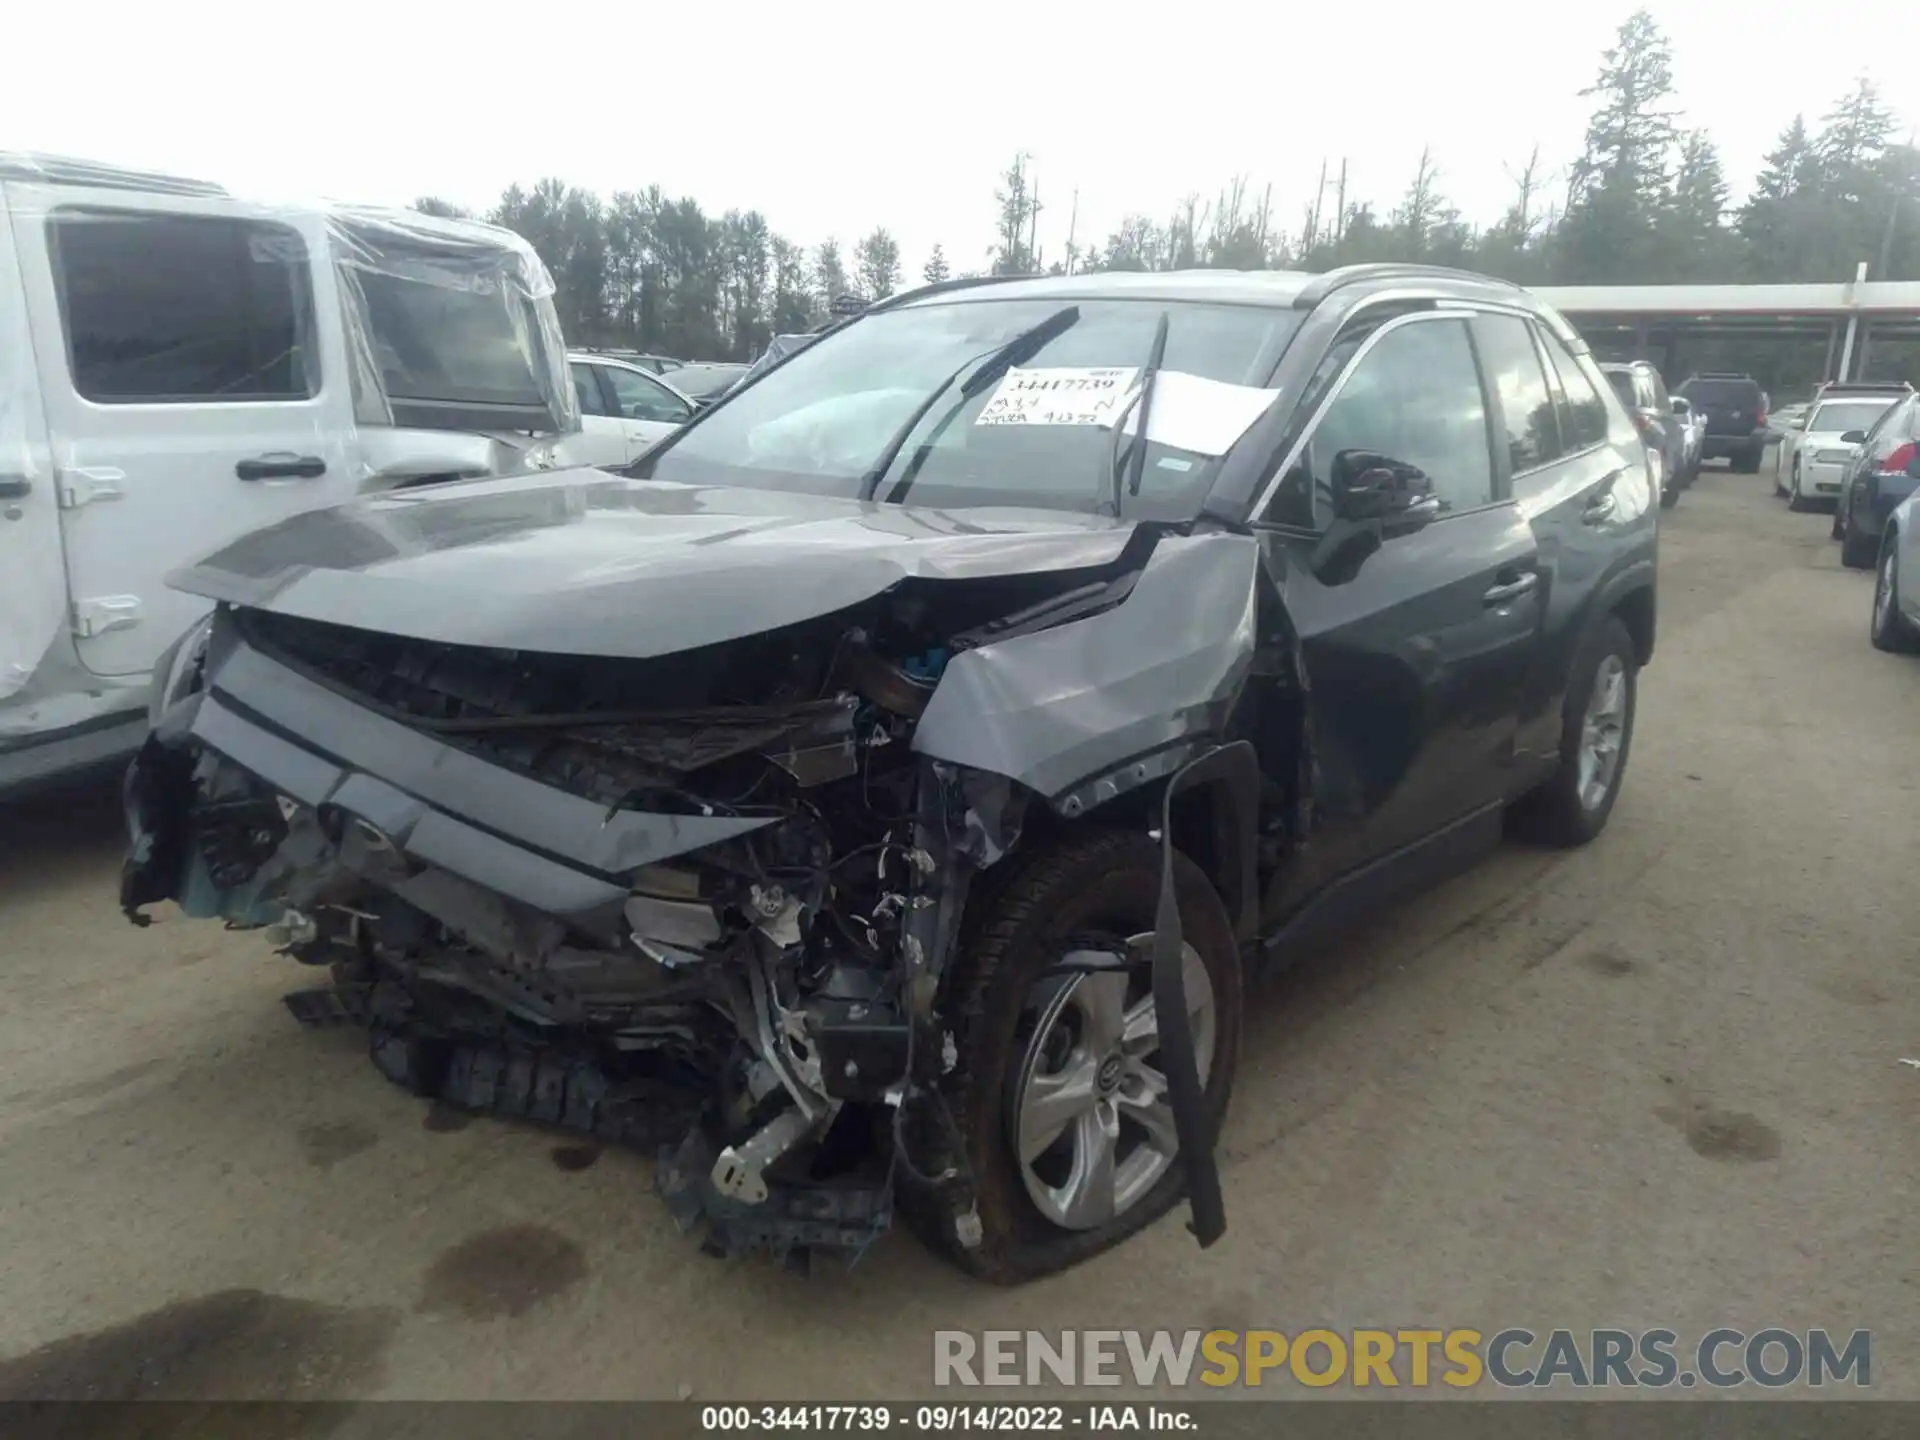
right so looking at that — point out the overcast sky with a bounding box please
[5,1,1911,277]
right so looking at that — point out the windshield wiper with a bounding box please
[1103,311,1171,517]
[858,305,1080,503]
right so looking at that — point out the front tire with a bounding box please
[904,831,1243,1284]
[1871,539,1920,654]
[1788,461,1811,512]
[1508,616,1639,848]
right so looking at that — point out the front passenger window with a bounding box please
[1268,318,1495,527]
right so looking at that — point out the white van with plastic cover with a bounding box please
[0,154,582,796]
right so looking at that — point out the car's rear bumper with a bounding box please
[1848,475,1920,543]
[1701,431,1767,458]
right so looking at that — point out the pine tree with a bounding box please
[922,244,950,285]
[854,227,902,299]
[1555,9,1679,282]
[991,153,1039,275]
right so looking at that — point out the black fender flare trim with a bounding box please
[1151,738,1259,1250]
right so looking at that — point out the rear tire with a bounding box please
[1508,616,1638,848]
[902,830,1242,1284]
[1870,539,1920,654]
[1734,445,1763,475]
[1659,484,1680,510]
[1841,527,1878,570]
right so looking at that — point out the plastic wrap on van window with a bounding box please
[324,205,579,438]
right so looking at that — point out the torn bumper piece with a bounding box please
[122,622,920,1268]
[657,1128,893,1269]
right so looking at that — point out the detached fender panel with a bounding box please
[911,532,1261,800]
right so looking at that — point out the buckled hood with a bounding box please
[167,470,1136,659]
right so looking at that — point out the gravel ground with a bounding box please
[2,456,1916,1403]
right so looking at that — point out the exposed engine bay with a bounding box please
[121,510,1264,1273]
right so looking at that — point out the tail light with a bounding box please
[1878,441,1917,476]
[1633,410,1661,443]
[1756,401,1768,427]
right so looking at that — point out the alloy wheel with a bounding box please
[1010,938,1216,1232]
[1577,654,1628,812]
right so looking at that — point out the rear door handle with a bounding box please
[1484,570,1540,607]
[0,475,29,499]
[236,453,327,482]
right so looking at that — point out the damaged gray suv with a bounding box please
[123,265,1658,1282]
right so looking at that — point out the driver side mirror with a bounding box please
[1330,450,1441,533]
[1840,429,1868,445]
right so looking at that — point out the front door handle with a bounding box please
[1583,492,1619,524]
[236,453,327,482]
[1483,570,1540,607]
[0,475,29,499]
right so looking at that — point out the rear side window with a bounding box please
[49,211,315,403]
[1473,314,1560,473]
[1538,333,1612,450]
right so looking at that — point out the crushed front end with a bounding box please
[123,597,1026,1271]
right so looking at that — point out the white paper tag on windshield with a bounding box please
[975,366,1140,427]
[1119,371,1282,457]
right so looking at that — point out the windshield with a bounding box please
[645,296,1301,518]
[1809,399,1895,435]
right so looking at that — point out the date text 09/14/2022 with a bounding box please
[700,1405,1193,1433]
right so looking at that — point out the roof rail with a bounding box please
[1814,379,1912,393]
[1290,263,1523,310]
[1691,371,1755,379]
[0,151,227,198]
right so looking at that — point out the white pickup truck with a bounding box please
[0,153,586,795]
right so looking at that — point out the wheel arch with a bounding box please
[1601,568,1657,668]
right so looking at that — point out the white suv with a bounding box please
[0,152,581,796]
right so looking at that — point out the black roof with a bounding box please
[881,263,1534,315]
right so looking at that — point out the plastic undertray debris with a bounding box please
[657,1127,893,1272]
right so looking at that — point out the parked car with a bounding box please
[1835,386,1920,568]
[0,152,579,798]
[663,361,751,408]
[1775,383,1908,512]
[1601,361,1686,507]
[567,352,699,467]
[1674,372,1770,472]
[123,263,1657,1283]
[1870,490,1920,653]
